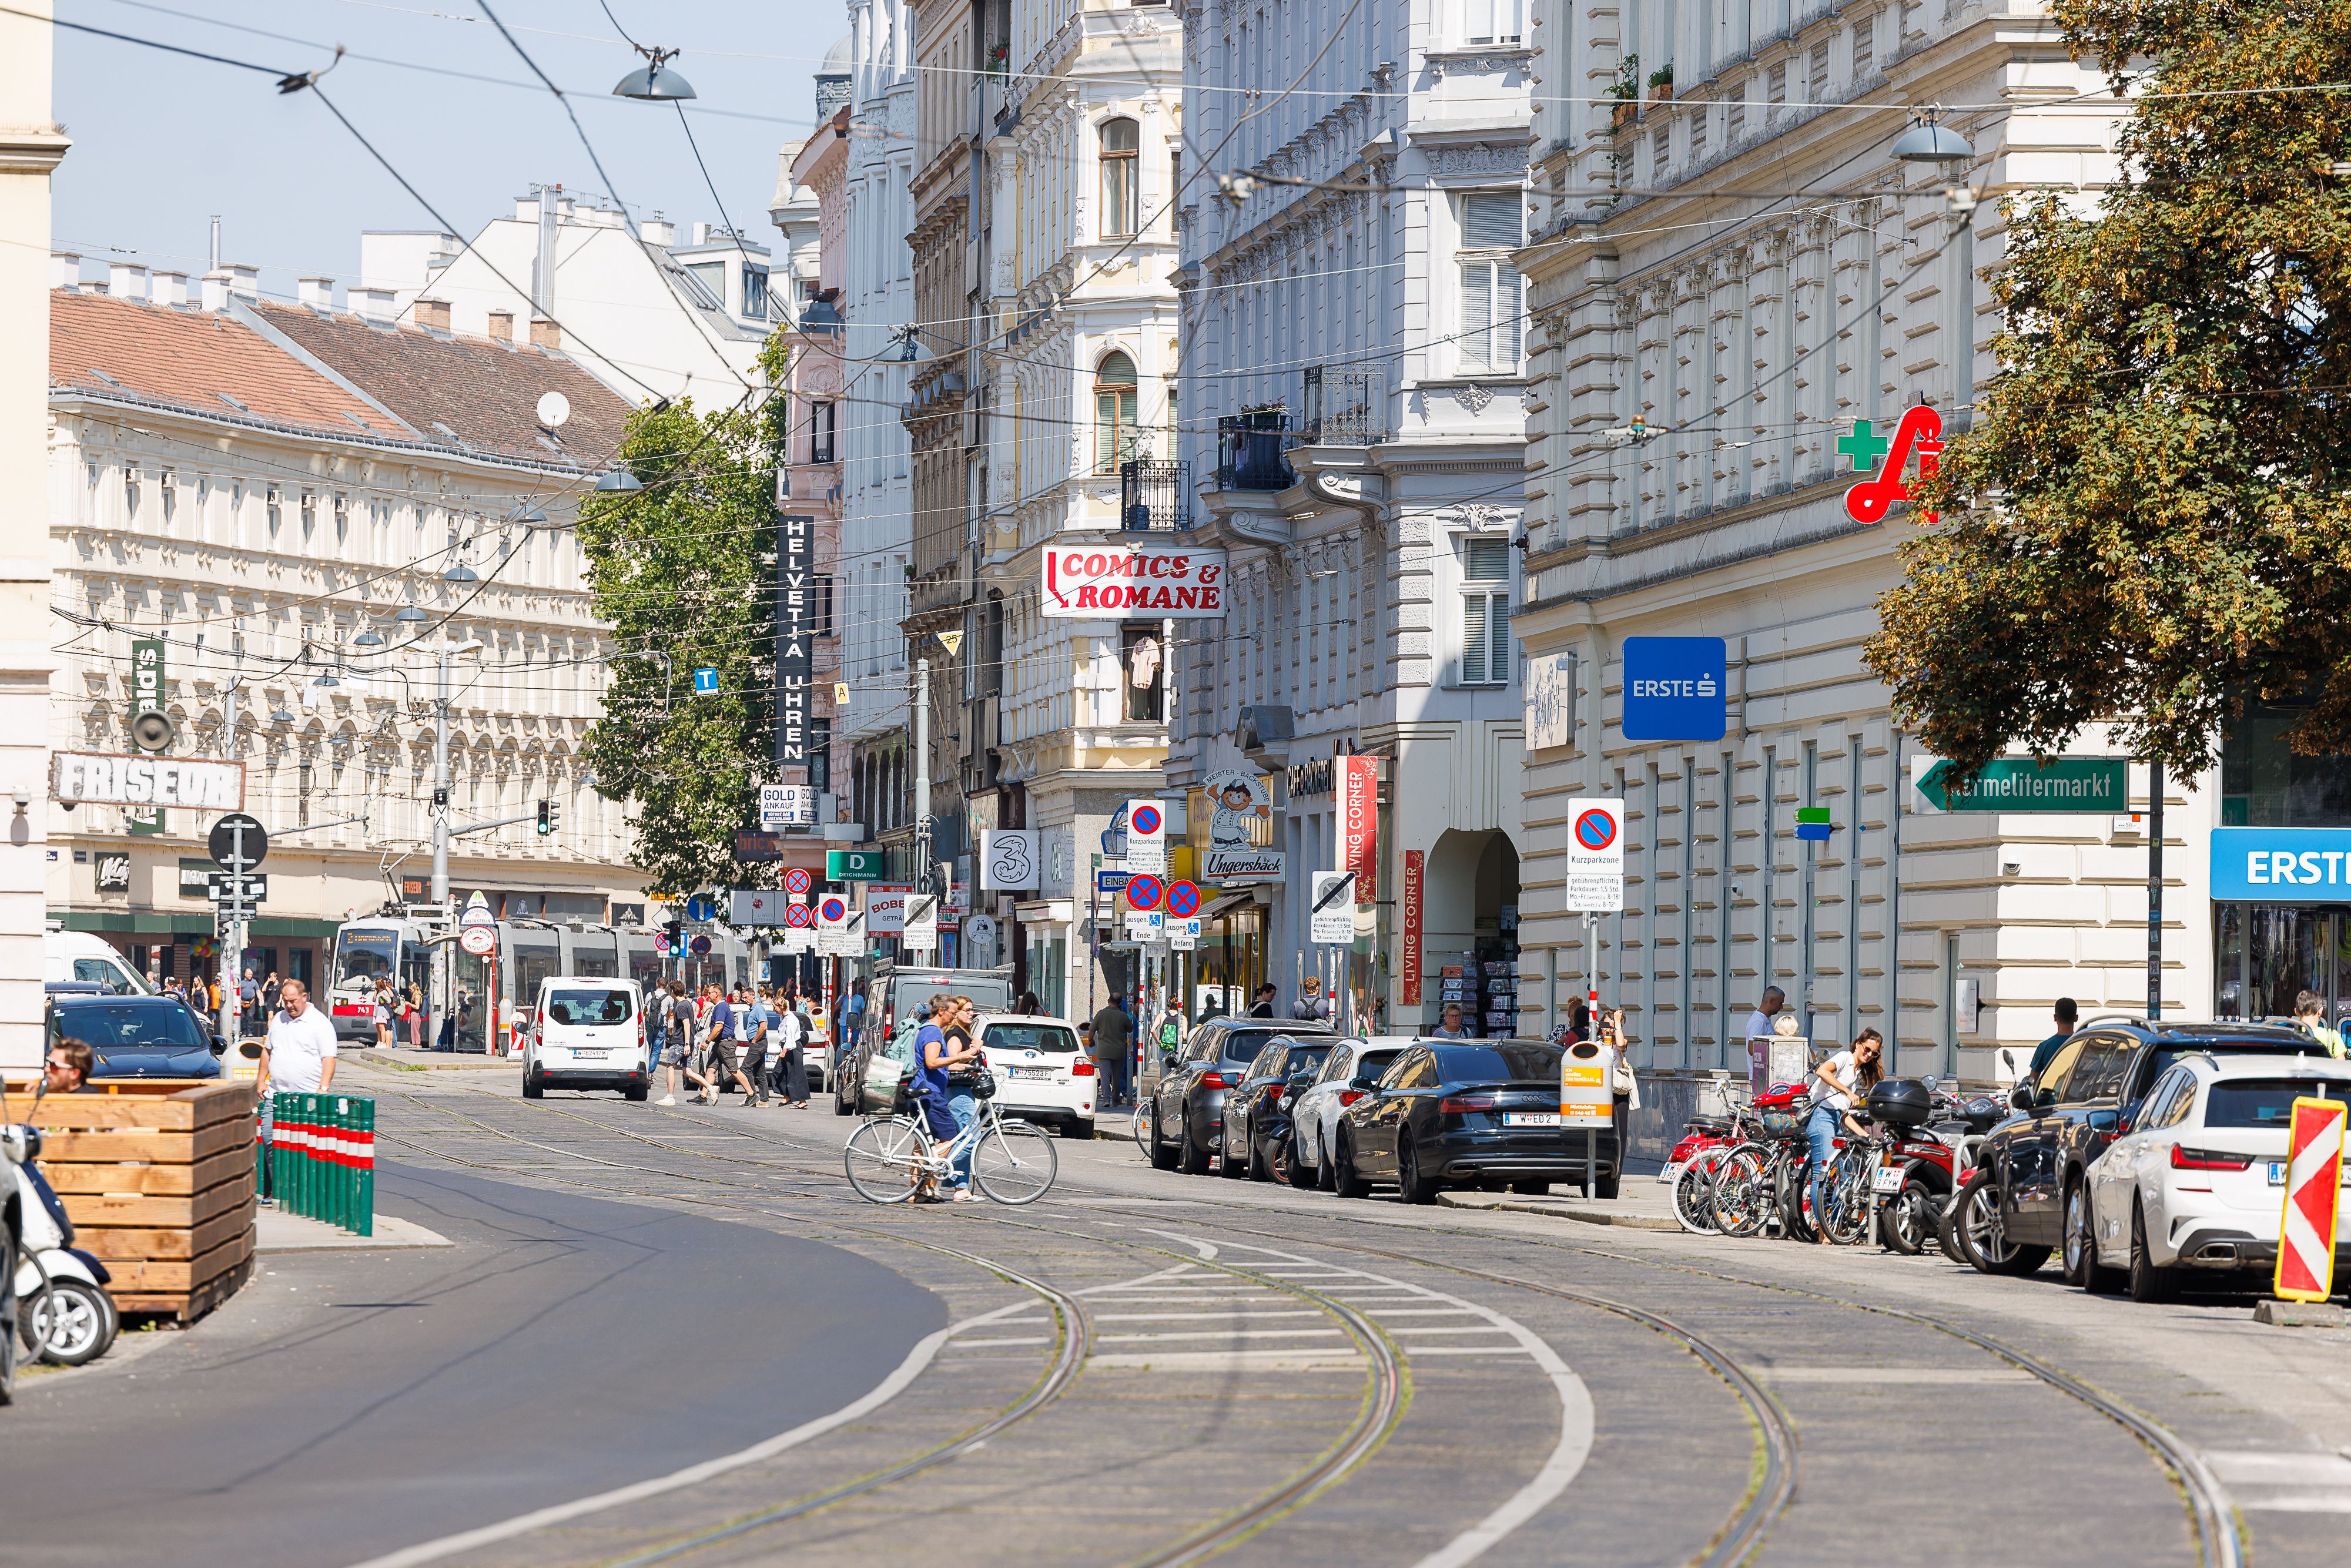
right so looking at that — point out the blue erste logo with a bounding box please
[1622,636,1727,742]
[1574,809,1617,851]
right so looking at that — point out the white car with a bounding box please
[973,1014,1096,1138]
[523,977,651,1101]
[2081,1052,2351,1301]
[1291,1036,1414,1190]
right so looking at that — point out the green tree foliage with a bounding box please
[577,339,787,897]
[1864,1,2351,776]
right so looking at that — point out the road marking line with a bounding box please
[1759,1366,2037,1384]
[1093,1328,1352,1343]
[1086,1349,1366,1370]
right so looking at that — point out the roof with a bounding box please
[50,289,389,438]
[2179,1053,2351,1078]
[253,301,634,464]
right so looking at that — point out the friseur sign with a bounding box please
[52,752,244,810]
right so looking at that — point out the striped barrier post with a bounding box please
[326,1095,346,1229]
[352,1097,376,1237]
[2275,1095,2347,1305]
[298,1093,319,1222]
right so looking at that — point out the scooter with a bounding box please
[2,1081,119,1368]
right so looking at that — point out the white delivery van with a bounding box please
[523,977,649,1101]
[43,932,153,996]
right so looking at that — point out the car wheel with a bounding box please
[1278,1134,1308,1187]
[521,1062,545,1099]
[2129,1195,2177,1304]
[623,1083,649,1103]
[1332,1130,1373,1200]
[1147,1101,1179,1171]
[1396,1137,1438,1205]
[1315,1133,1338,1192]
[2061,1180,2100,1286]
[1250,1128,1274,1182]
[1218,1115,1249,1178]
[0,1211,18,1406]
[1178,1110,1211,1175]
[1066,1118,1095,1140]
[1594,1170,1621,1201]
[1955,1168,2048,1275]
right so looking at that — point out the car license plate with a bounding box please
[2270,1161,2288,1186]
[1871,1165,1907,1194]
[1010,1066,1052,1080]
[1503,1112,1561,1127]
[572,1048,608,1061]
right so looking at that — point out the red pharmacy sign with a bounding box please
[1841,406,1944,526]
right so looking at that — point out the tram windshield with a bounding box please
[332,927,400,1001]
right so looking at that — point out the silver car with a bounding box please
[1289,1037,1414,1191]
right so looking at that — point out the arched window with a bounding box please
[1094,351,1138,473]
[1099,118,1140,237]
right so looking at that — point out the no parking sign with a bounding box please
[1565,797,1625,913]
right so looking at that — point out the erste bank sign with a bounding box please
[1041,545,1227,618]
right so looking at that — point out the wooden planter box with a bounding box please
[9,1078,259,1322]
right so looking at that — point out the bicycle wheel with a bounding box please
[845,1116,931,1204]
[973,1118,1059,1205]
[1709,1145,1772,1237]
[1672,1148,1724,1234]
[1820,1152,1874,1245]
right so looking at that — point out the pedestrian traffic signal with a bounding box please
[536,799,558,836]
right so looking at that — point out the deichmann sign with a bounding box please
[1040,545,1227,618]
[1914,757,2126,812]
[53,751,244,810]
[2211,829,2351,902]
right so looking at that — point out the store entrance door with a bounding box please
[2216,903,2351,1026]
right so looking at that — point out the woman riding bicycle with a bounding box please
[1804,1027,1884,1244]
[913,994,980,1202]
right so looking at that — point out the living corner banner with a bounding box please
[1040,544,1228,618]
[1338,755,1377,903]
[775,512,816,776]
[1401,849,1424,1007]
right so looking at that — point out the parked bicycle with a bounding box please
[843,1069,1059,1205]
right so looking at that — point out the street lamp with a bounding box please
[614,46,696,102]
[445,564,480,584]
[395,605,429,624]
[352,628,385,648]
[1892,109,1972,166]
[594,465,642,493]
[508,502,548,525]
[895,326,932,363]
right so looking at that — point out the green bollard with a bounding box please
[353,1098,375,1237]
[300,1093,320,1222]
[331,1095,349,1231]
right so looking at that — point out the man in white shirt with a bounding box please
[264,979,339,1094]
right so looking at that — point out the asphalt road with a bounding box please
[9,1058,2351,1568]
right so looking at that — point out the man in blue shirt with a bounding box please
[699,986,744,1105]
[2027,997,2079,1083]
[912,994,962,1195]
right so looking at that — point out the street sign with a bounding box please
[1124,798,1166,874]
[207,813,268,872]
[783,866,813,898]
[1123,909,1164,940]
[980,829,1038,890]
[688,934,712,956]
[903,890,939,952]
[460,924,495,957]
[1565,798,1626,913]
[1096,870,1132,895]
[1559,1038,1612,1127]
[1203,847,1283,883]
[693,667,719,695]
[685,894,718,923]
[460,891,494,927]
[1170,916,1201,952]
[1796,806,1833,843]
[653,929,671,955]
[963,913,999,969]
[759,783,817,829]
[816,894,857,956]
[205,872,267,903]
[1622,636,1727,742]
[1124,873,1166,912]
[865,883,910,933]
[826,849,885,882]
[1309,870,1356,944]
[1913,756,2127,813]
[783,901,814,927]
[1164,880,1201,920]
[1101,805,1128,859]
[2275,1096,2348,1305]
[729,889,788,926]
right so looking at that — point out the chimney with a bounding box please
[200,270,231,311]
[691,222,714,246]
[529,318,561,352]
[533,182,559,323]
[225,264,260,299]
[49,251,81,289]
[642,213,675,246]
[150,270,189,307]
[486,310,514,343]
[297,275,334,310]
[514,193,540,222]
[353,286,396,322]
[415,297,451,331]
[108,262,149,302]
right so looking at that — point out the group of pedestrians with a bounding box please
[651,979,818,1109]
[910,992,984,1202]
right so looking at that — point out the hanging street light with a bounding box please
[614,46,696,102]
[1893,108,1973,165]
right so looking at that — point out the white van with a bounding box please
[43,932,152,996]
[523,977,649,1101]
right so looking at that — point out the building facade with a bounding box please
[1170,0,1536,1032]
[1512,1,2151,1098]
[45,268,648,994]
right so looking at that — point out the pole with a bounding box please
[431,648,453,1051]
[913,658,932,907]
[2148,759,2164,1018]
[219,679,242,1044]
[1800,843,1817,1041]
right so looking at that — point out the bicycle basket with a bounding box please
[1758,1107,1806,1139]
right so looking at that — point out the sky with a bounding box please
[51,0,848,302]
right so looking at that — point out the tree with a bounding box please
[577,339,787,898]
[1864,0,2351,778]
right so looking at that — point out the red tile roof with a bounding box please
[50,289,388,438]
[254,302,635,465]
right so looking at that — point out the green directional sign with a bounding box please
[1915,757,2128,813]
[826,849,885,882]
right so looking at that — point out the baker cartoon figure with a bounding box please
[1202,768,1272,848]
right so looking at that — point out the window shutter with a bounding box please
[1461,595,1489,685]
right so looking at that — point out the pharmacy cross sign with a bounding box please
[1840,407,1945,527]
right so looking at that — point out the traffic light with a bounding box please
[536,798,558,836]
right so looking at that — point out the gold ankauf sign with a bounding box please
[52,751,245,810]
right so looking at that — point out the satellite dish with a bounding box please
[130,709,176,752]
[536,391,571,429]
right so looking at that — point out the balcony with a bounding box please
[1119,460,1191,531]
[1215,411,1296,492]
[1293,366,1388,447]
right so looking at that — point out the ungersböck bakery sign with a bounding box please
[2211,827,2351,902]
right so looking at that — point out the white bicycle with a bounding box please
[843,1076,1058,1205]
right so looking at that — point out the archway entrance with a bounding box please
[1420,829,1522,1037]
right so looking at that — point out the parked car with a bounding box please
[1137,1016,1329,1174]
[2078,1053,2351,1301]
[837,1016,918,1117]
[521,978,649,1101]
[46,993,225,1078]
[42,931,151,996]
[1971,1015,2329,1276]
[1329,1038,1612,1203]
[973,1014,1097,1137]
[1290,1037,1414,1190]
[1218,1035,1344,1179]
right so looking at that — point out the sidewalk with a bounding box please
[257,1207,454,1252]
[1438,1163,1683,1231]
[344,1044,515,1073]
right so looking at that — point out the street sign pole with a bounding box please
[2148,759,2164,1018]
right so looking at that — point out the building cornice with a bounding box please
[0,128,71,175]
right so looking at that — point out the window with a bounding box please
[2205,1077,2351,1128]
[684,261,726,309]
[1456,193,1523,372]
[1854,15,1874,78]
[159,470,176,525]
[300,489,316,540]
[1463,0,1523,44]
[2034,1038,2088,1103]
[1121,624,1164,722]
[266,485,282,538]
[1099,118,1140,237]
[811,400,836,463]
[743,264,770,320]
[1458,534,1513,686]
[123,467,140,520]
[1094,351,1140,472]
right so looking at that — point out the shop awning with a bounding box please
[50,909,343,939]
[1201,890,1260,923]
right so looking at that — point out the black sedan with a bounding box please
[1330,1039,1616,1204]
[48,994,226,1079]
[1218,1036,1340,1181]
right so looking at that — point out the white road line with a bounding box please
[1092,1310,1329,1322]
[1093,1328,1352,1344]
[1383,1326,1528,1338]
[950,1336,1056,1348]
[1399,1346,1539,1358]
[1087,1349,1367,1370]
[2208,1450,2351,1512]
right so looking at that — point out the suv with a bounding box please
[48,993,226,1078]
[1971,1015,2329,1277]
[1137,1016,1330,1174]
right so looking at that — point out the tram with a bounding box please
[328,915,752,1051]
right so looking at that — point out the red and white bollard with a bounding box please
[2273,1095,2347,1305]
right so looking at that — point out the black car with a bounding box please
[1138,1016,1329,1174]
[47,994,227,1079]
[1972,1016,2327,1278]
[1331,1038,1615,1203]
[1217,1035,1341,1181]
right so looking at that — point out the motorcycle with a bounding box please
[1851,1077,2004,1257]
[2,1080,119,1368]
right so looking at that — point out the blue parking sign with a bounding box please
[1622,637,1726,741]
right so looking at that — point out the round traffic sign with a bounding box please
[783,867,812,897]
[459,924,494,956]
[1124,873,1165,912]
[784,903,813,927]
[1573,808,1619,852]
[207,813,268,873]
[654,930,671,955]
[686,894,717,923]
[819,895,849,923]
[689,934,712,956]
[1164,880,1200,919]
[1130,803,1163,836]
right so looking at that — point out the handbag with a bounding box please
[1612,1060,1636,1094]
